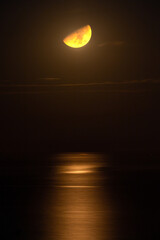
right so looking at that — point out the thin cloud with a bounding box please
[98,41,125,47]
[0,91,49,95]
[0,89,156,95]
[53,78,160,87]
[80,89,151,93]
[0,79,159,90]
[39,77,61,81]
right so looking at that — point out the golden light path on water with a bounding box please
[45,153,114,240]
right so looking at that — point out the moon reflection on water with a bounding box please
[45,153,114,240]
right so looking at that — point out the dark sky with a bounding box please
[0,0,160,153]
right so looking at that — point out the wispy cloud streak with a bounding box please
[55,79,156,87]
[0,79,159,95]
[0,78,159,88]
[98,41,125,47]
[39,77,61,81]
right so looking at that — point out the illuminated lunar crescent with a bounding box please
[63,25,92,48]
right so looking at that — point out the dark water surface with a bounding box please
[1,152,160,239]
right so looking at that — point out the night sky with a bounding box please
[1,0,160,153]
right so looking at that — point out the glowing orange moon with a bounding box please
[63,25,92,48]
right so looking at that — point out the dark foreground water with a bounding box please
[1,152,160,240]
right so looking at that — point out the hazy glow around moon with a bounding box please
[63,25,92,48]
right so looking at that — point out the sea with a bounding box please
[1,151,160,240]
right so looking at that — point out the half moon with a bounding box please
[63,25,92,48]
